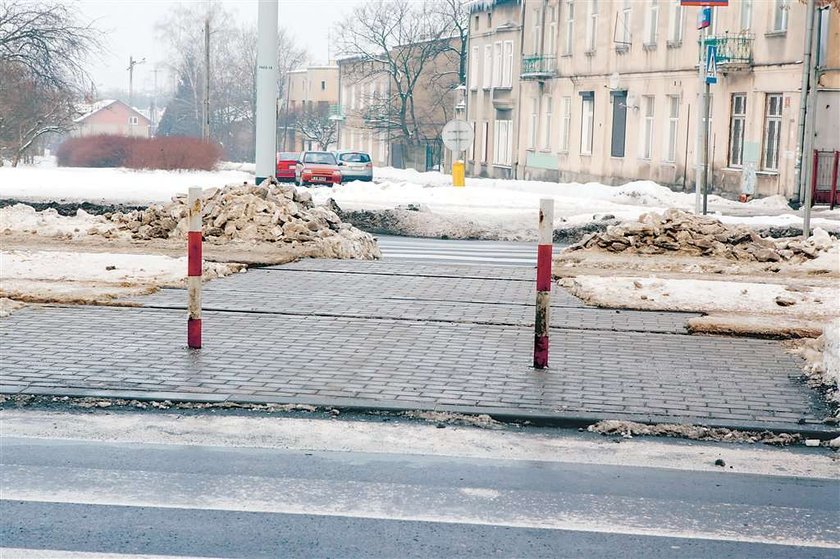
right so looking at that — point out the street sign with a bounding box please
[697,6,712,28]
[705,44,718,84]
[442,119,474,153]
[681,0,728,6]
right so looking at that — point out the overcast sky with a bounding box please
[75,0,352,94]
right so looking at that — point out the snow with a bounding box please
[563,276,840,320]
[0,204,120,238]
[308,167,839,240]
[2,162,838,240]
[0,249,241,305]
[0,162,252,205]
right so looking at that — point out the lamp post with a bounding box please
[127,56,145,109]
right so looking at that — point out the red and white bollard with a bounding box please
[187,187,202,349]
[534,198,554,369]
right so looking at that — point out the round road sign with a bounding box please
[442,119,474,152]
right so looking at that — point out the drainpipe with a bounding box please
[513,0,527,179]
[793,0,816,205]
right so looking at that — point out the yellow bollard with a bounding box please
[452,160,465,187]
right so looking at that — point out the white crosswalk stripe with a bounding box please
[377,235,537,267]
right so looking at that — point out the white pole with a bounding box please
[187,187,203,349]
[534,198,554,369]
[255,0,279,185]
[802,5,822,238]
[695,20,707,215]
[794,0,817,205]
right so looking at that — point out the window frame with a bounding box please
[563,0,575,56]
[665,95,680,163]
[580,92,595,156]
[762,93,783,171]
[640,95,655,160]
[559,96,572,153]
[728,93,747,167]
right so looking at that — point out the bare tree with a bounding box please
[296,107,338,151]
[0,0,99,165]
[334,0,460,145]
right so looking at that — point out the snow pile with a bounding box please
[0,204,117,238]
[588,420,802,446]
[568,209,838,263]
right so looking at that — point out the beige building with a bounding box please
[466,0,840,199]
[281,64,340,151]
[72,100,151,138]
[337,39,461,171]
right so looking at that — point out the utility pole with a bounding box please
[802,4,822,238]
[127,56,146,109]
[203,15,211,142]
[255,0,279,184]
[693,8,711,215]
[794,0,817,206]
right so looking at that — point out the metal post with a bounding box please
[255,0,279,184]
[794,0,817,204]
[702,76,710,215]
[534,198,554,369]
[830,151,839,211]
[187,187,203,349]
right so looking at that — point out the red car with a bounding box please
[276,151,298,182]
[295,151,342,186]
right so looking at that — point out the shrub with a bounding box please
[56,135,221,170]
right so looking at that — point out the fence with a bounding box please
[811,150,839,209]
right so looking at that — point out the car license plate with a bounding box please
[312,176,326,182]
[352,165,365,171]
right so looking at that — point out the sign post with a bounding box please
[441,119,474,188]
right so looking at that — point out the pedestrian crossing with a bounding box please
[377,235,538,267]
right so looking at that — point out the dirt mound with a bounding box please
[97,182,381,259]
[568,209,834,263]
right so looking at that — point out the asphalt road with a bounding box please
[375,234,538,267]
[1,411,837,558]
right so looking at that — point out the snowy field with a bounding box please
[2,161,838,241]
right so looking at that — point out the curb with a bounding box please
[2,386,838,441]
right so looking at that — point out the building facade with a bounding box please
[281,64,340,152]
[466,0,840,199]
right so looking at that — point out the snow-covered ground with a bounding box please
[0,159,252,205]
[307,167,840,240]
[0,250,242,308]
[3,162,837,241]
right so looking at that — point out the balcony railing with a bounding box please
[701,32,754,68]
[521,55,557,80]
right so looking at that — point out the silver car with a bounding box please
[334,150,373,182]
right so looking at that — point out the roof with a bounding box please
[73,99,151,124]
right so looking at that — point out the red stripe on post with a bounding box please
[188,231,202,277]
[536,244,553,291]
[534,335,549,368]
[187,318,202,349]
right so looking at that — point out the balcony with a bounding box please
[521,55,557,80]
[701,32,754,70]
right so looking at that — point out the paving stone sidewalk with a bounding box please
[0,259,834,433]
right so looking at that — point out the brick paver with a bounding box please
[0,257,831,431]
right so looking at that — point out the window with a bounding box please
[529,97,538,149]
[321,80,326,91]
[559,96,571,153]
[350,85,356,110]
[543,96,553,150]
[492,41,502,87]
[502,41,514,87]
[580,92,594,155]
[474,15,479,31]
[619,0,632,45]
[469,46,479,90]
[610,91,627,158]
[482,121,490,162]
[665,95,680,162]
[547,6,558,55]
[586,0,598,52]
[563,0,575,55]
[129,116,139,125]
[483,45,493,89]
[644,0,659,46]
[533,8,542,54]
[493,119,513,166]
[487,12,492,28]
[641,95,655,160]
[729,93,747,167]
[762,94,783,170]
[772,0,789,32]
[378,133,386,163]
[470,121,476,160]
[740,0,753,30]
[667,1,683,45]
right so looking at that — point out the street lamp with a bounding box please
[127,56,146,108]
